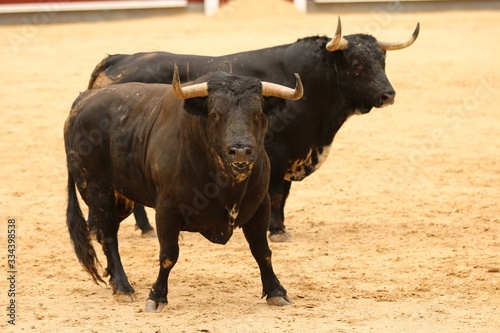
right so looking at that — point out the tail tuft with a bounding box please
[66,173,105,285]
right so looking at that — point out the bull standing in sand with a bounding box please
[64,67,303,311]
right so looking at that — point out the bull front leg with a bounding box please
[145,205,182,313]
[243,195,292,306]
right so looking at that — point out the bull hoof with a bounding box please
[141,229,157,238]
[114,291,137,303]
[267,295,293,306]
[109,278,135,300]
[269,230,292,243]
[145,299,167,313]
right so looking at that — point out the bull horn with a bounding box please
[378,23,420,51]
[326,16,349,52]
[262,73,303,101]
[172,64,209,99]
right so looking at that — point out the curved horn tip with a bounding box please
[414,22,420,38]
[261,74,303,101]
[172,64,183,99]
[378,22,420,51]
[293,73,304,99]
[282,73,304,100]
[173,65,181,85]
[171,63,209,99]
[326,17,347,52]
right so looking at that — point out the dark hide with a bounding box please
[65,71,291,311]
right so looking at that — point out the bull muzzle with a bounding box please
[228,145,254,173]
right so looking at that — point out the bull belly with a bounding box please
[112,180,156,208]
[284,145,331,181]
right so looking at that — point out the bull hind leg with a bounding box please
[89,202,154,239]
[133,205,156,238]
[268,179,292,242]
[86,191,134,239]
[86,187,137,300]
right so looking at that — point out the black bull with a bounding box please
[88,19,420,242]
[64,68,303,311]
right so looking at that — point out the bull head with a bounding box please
[326,17,420,52]
[323,18,419,113]
[172,65,303,181]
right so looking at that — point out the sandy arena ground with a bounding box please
[1,0,499,332]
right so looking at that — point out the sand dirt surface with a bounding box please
[1,0,499,332]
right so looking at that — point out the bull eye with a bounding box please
[255,111,263,120]
[351,59,363,75]
[209,112,219,121]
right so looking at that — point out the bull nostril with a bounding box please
[228,146,253,162]
[380,91,395,105]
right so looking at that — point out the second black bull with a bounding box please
[88,18,419,242]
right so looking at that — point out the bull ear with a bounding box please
[183,97,209,116]
[262,97,287,116]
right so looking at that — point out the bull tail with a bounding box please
[66,173,105,285]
